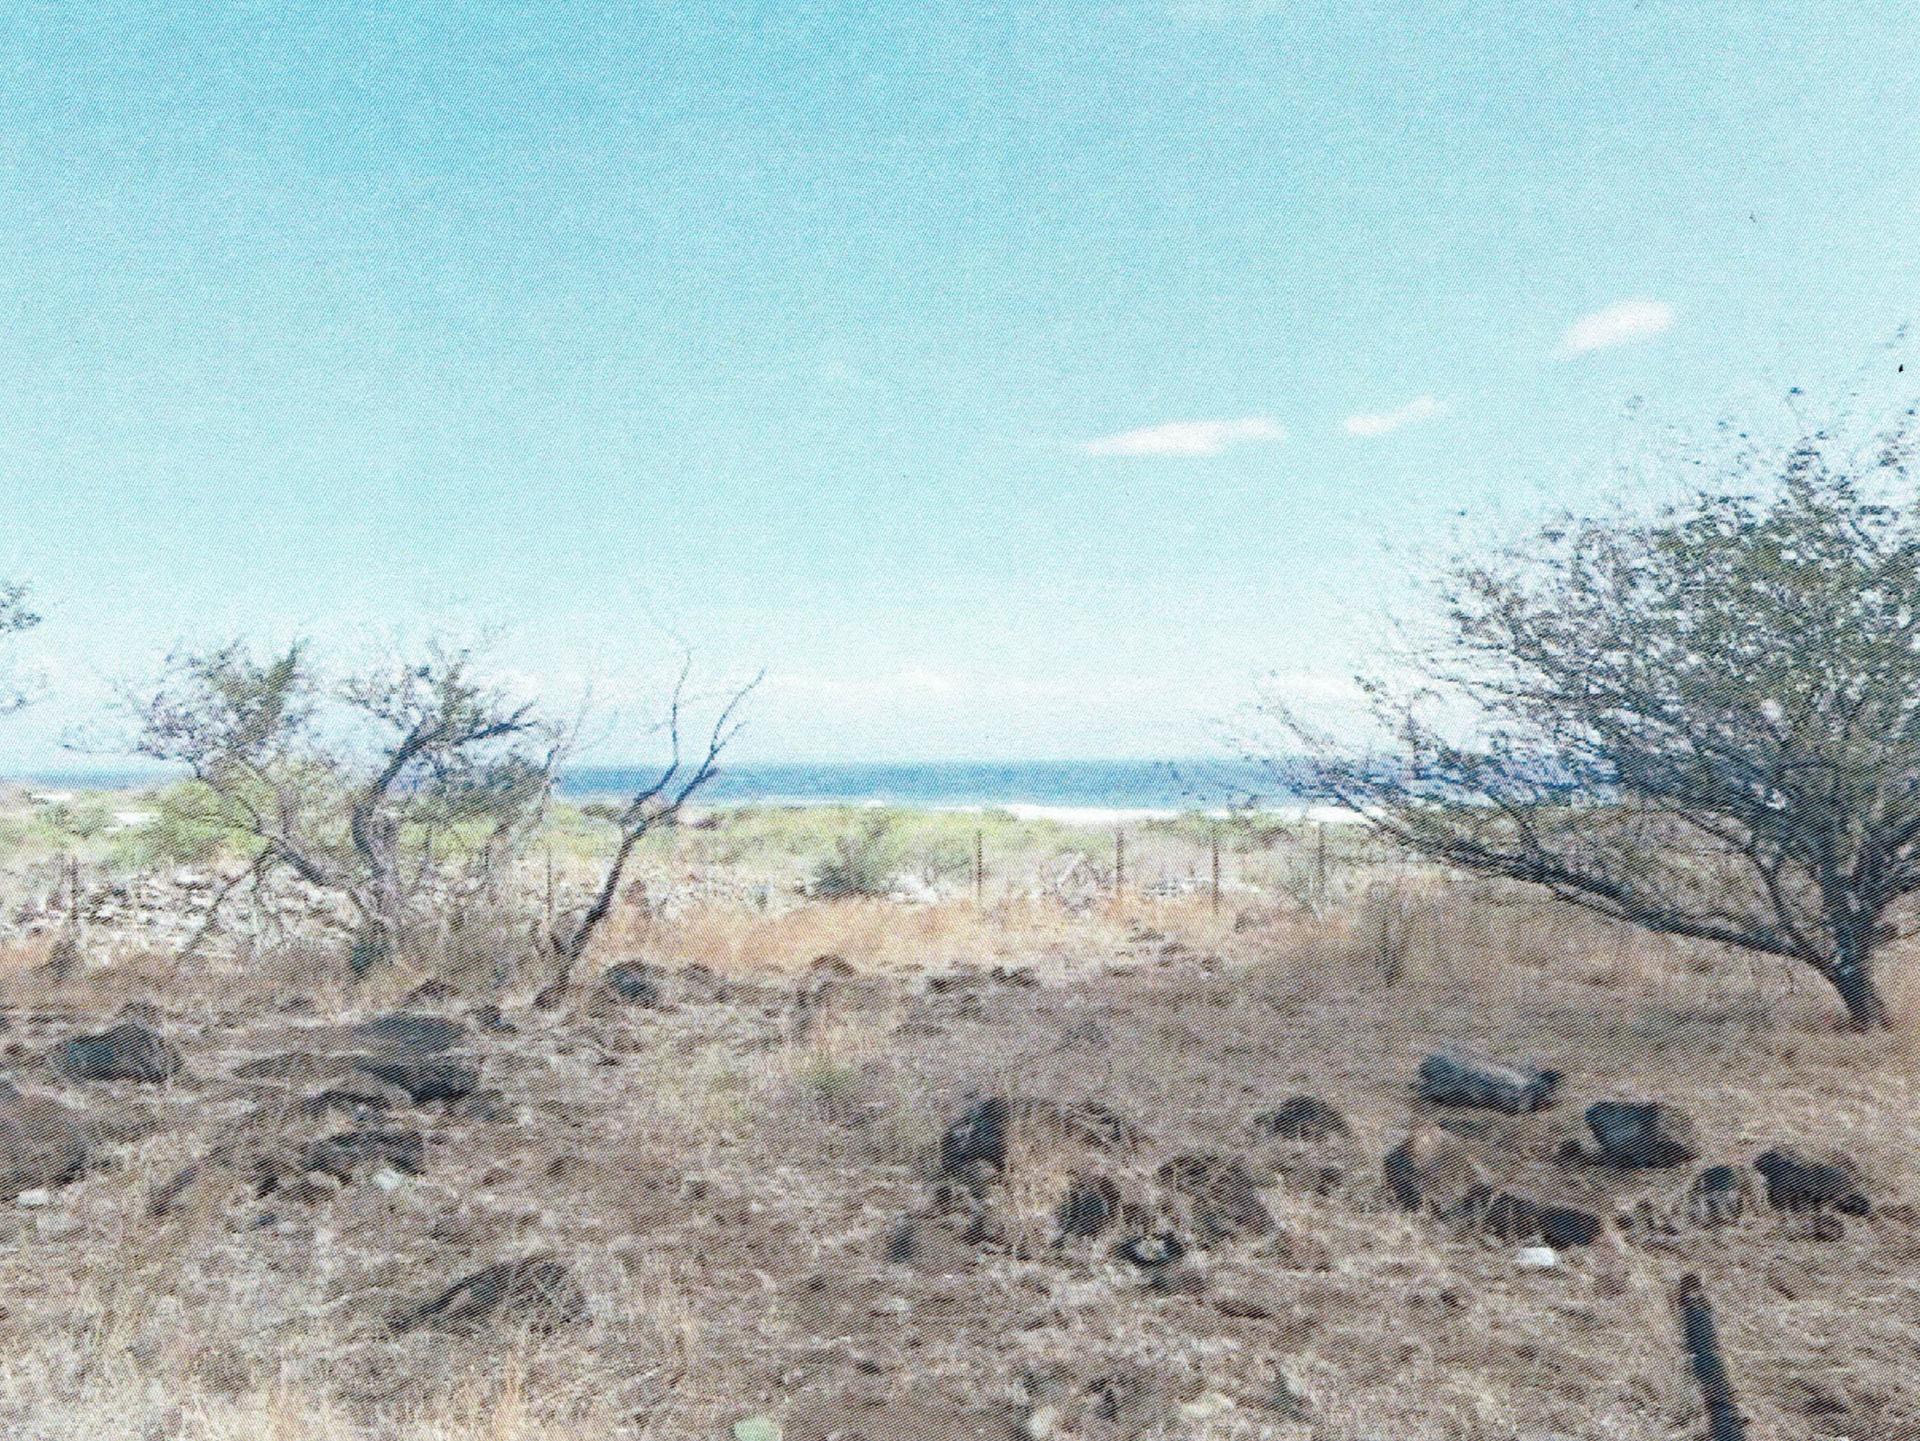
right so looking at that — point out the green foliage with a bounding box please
[40,799,112,841]
[811,812,908,897]
[120,782,248,868]
[1283,410,1920,1027]
[129,638,554,972]
[0,579,42,713]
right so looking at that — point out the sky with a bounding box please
[1,1,1917,769]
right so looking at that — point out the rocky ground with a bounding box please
[2,901,1919,1441]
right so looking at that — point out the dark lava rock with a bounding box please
[0,1090,93,1199]
[352,1013,467,1057]
[1157,1153,1274,1242]
[355,1056,481,1104]
[1113,1231,1186,1269]
[299,1128,426,1183]
[1458,1186,1604,1248]
[940,1096,1010,1176]
[600,962,663,1007]
[1256,1095,1351,1142]
[1384,1126,1487,1212]
[296,1082,403,1121]
[389,1256,588,1334]
[1686,1164,1758,1227]
[1417,1051,1560,1114]
[1584,1101,1701,1169]
[49,1022,182,1084]
[1755,1147,1870,1215]
[1057,1173,1123,1239]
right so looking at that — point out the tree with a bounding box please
[1273,420,1920,1029]
[0,581,43,715]
[132,639,550,971]
[539,661,760,992]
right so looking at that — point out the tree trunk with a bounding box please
[1828,936,1889,1030]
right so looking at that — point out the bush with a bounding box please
[812,814,908,898]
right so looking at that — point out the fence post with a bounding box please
[973,829,984,909]
[1210,827,1221,915]
[544,846,556,939]
[1114,827,1126,901]
[1314,821,1328,910]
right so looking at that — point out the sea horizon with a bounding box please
[3,756,1304,814]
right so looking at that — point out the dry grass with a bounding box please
[2,878,1920,1438]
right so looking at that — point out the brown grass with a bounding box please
[2,879,1920,1438]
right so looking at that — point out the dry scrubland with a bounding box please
[0,807,1918,1440]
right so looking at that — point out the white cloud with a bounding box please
[1343,395,1446,437]
[1082,416,1286,457]
[774,667,964,701]
[1557,299,1675,356]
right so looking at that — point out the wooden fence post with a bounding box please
[1314,821,1328,909]
[1210,828,1221,915]
[973,829,984,909]
[1114,827,1126,901]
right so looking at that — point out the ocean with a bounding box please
[559,757,1298,812]
[11,757,1307,814]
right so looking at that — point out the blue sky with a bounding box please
[2,2,1917,767]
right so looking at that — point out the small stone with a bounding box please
[1255,1094,1350,1141]
[14,1188,50,1208]
[299,1128,426,1182]
[1754,1147,1870,1215]
[1384,1126,1487,1212]
[1020,1404,1062,1440]
[354,1057,480,1104]
[352,1013,466,1057]
[1056,1172,1121,1239]
[1114,1231,1186,1269]
[1417,1050,1560,1113]
[1584,1101,1701,1169]
[48,1022,182,1084]
[1515,1245,1558,1268]
[601,962,663,1007]
[1686,1164,1757,1227]
[0,1092,93,1200]
[939,1096,1009,1177]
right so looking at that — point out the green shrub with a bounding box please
[811,813,907,898]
